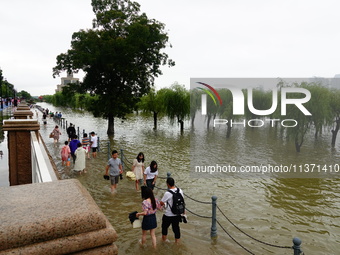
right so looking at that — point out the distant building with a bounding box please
[55,73,79,93]
[331,74,340,89]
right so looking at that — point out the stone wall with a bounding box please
[0,179,118,254]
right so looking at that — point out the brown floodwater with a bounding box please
[2,102,339,255]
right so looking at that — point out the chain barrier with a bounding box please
[217,205,292,250]
[183,193,212,205]
[185,207,212,219]
[217,220,255,255]
[154,185,168,191]
[123,162,132,171]
[122,153,133,165]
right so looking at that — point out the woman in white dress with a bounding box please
[131,152,145,191]
[74,143,87,174]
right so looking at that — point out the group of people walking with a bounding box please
[104,150,186,248]
[105,151,159,193]
[55,123,98,174]
[131,153,159,192]
[43,109,187,249]
[136,177,185,248]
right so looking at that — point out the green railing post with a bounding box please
[97,137,100,152]
[83,129,85,137]
[211,195,217,239]
[77,127,80,139]
[293,237,302,255]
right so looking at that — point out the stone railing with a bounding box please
[31,131,59,183]
[0,179,118,254]
[0,103,118,254]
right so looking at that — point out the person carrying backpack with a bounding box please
[160,177,186,244]
[67,123,76,142]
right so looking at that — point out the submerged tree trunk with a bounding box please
[295,138,301,152]
[315,124,321,139]
[331,118,340,147]
[207,115,211,129]
[107,114,114,136]
[179,119,184,132]
[226,120,232,138]
[295,133,304,152]
[191,114,195,127]
[153,111,158,130]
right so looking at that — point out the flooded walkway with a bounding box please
[34,103,239,255]
[1,102,339,254]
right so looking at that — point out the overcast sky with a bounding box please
[1,0,340,96]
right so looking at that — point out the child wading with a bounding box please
[61,141,71,166]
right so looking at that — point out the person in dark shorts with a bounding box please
[67,123,76,142]
[105,150,123,193]
[90,131,98,158]
[69,135,80,164]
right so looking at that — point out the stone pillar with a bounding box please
[0,179,118,254]
[16,106,30,111]
[2,119,40,186]
[13,110,33,119]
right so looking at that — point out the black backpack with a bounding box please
[168,188,185,215]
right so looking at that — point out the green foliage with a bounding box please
[0,69,17,98]
[17,90,32,100]
[1,80,15,98]
[329,89,340,119]
[42,95,54,103]
[162,83,190,130]
[138,88,165,116]
[190,88,201,125]
[0,69,3,86]
[53,0,174,134]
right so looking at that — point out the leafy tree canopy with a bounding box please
[53,0,174,134]
[17,90,32,99]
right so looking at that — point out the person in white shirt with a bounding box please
[160,177,184,244]
[90,131,98,158]
[143,160,158,190]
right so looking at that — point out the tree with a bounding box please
[138,88,166,130]
[190,88,201,127]
[0,68,3,108]
[205,89,219,129]
[53,0,174,135]
[244,88,276,128]
[17,90,32,100]
[163,84,190,132]
[285,82,313,152]
[330,89,340,147]
[306,84,332,138]
[217,89,234,138]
